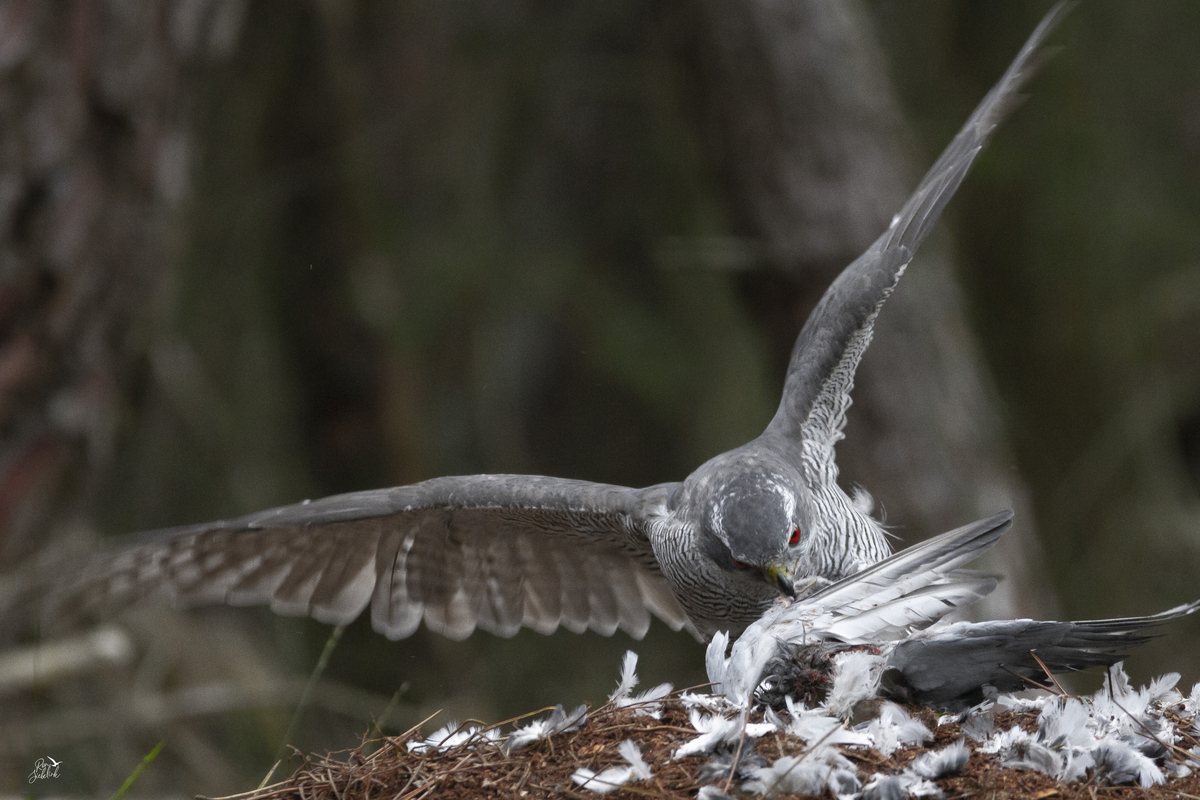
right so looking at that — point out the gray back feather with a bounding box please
[886,600,1200,707]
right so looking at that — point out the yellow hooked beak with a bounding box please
[766,561,795,599]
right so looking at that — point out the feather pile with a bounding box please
[396,648,1200,799]
[398,515,1200,798]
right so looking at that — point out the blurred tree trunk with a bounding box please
[0,3,304,794]
[0,2,195,593]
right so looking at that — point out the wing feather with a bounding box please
[821,574,998,642]
[763,3,1071,475]
[51,475,695,642]
[519,535,561,635]
[611,554,652,639]
[583,550,621,636]
[888,601,1200,705]
[804,510,1011,613]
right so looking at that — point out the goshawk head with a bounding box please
[696,465,810,598]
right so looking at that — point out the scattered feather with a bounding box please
[608,650,640,704]
[1093,741,1166,787]
[681,691,730,712]
[1002,739,1061,776]
[698,746,766,783]
[909,739,970,779]
[742,750,858,797]
[1181,682,1200,717]
[674,710,743,759]
[995,693,1050,713]
[675,708,777,759]
[615,680,674,718]
[406,721,500,753]
[959,708,994,742]
[857,702,933,757]
[861,773,906,800]
[1038,696,1093,750]
[504,704,587,753]
[571,739,653,794]
[825,650,885,719]
[978,723,1035,755]
[786,707,872,748]
[903,777,945,798]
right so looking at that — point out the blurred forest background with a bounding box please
[2,0,1199,795]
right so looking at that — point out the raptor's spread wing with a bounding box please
[51,475,694,641]
[763,3,1070,478]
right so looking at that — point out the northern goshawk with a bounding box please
[54,6,1069,644]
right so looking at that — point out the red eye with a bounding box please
[789,528,800,545]
[732,559,749,569]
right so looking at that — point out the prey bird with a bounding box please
[708,510,1200,710]
[50,6,1069,644]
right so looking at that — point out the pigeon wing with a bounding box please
[804,509,1012,615]
[763,3,1070,477]
[50,475,695,642]
[715,512,1009,702]
[886,600,1200,706]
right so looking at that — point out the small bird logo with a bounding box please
[28,755,63,783]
